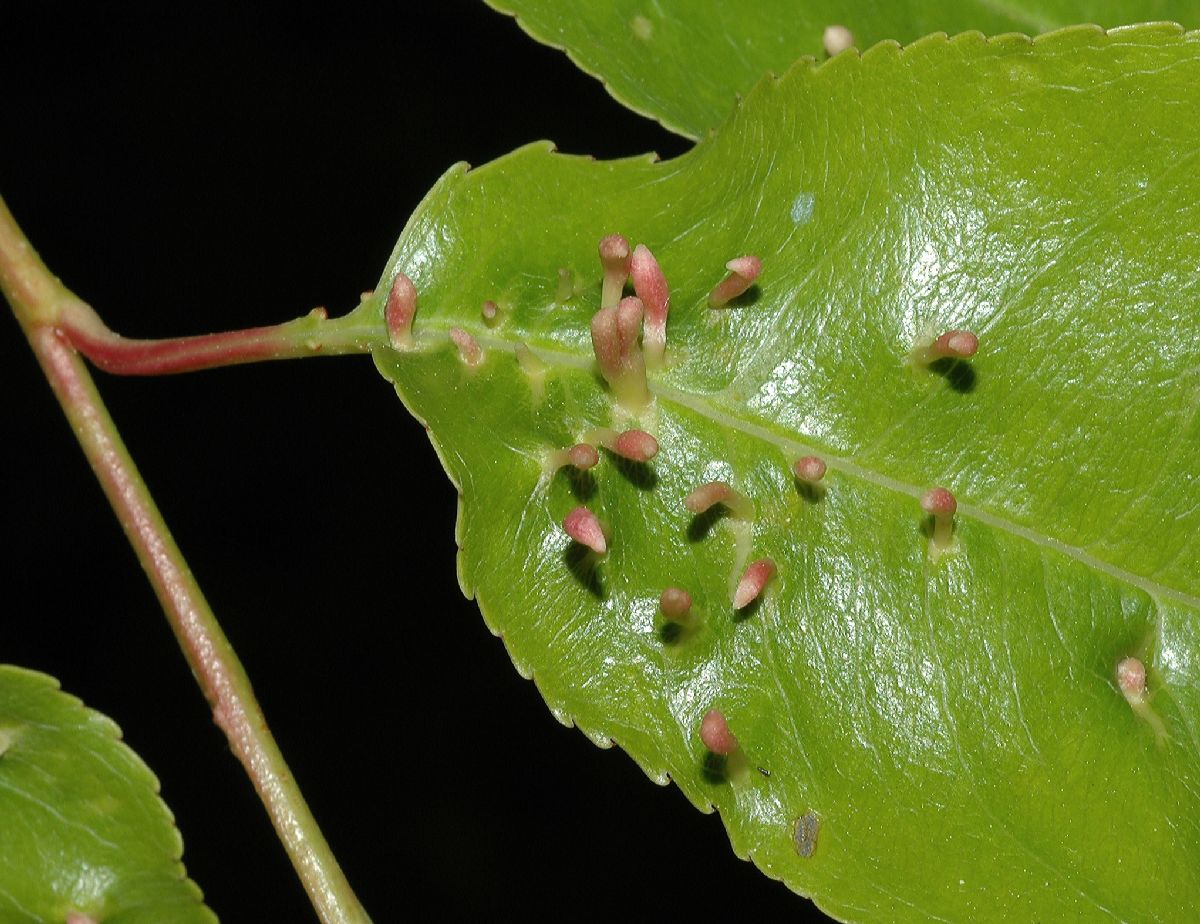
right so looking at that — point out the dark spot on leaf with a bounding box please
[794,811,820,858]
[610,455,657,490]
[558,466,597,501]
[564,543,604,598]
[659,621,685,645]
[732,593,764,623]
[659,613,701,647]
[928,356,977,393]
[686,504,727,541]
[702,751,730,785]
[919,515,956,542]
[726,283,762,308]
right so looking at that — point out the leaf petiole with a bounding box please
[56,291,381,376]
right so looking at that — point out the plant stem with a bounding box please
[0,196,373,924]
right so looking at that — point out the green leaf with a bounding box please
[0,666,215,923]
[371,25,1200,921]
[485,0,1200,136]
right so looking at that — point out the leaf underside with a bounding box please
[486,0,1200,137]
[0,666,215,924]
[372,26,1200,923]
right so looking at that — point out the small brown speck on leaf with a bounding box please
[794,811,820,858]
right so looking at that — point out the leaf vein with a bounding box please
[403,329,1200,613]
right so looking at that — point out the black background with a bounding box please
[1,4,833,921]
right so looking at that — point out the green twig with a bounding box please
[0,195,374,924]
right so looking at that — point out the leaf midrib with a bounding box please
[396,326,1200,612]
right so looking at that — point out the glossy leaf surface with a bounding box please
[372,27,1200,922]
[0,666,214,923]
[486,0,1200,136]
